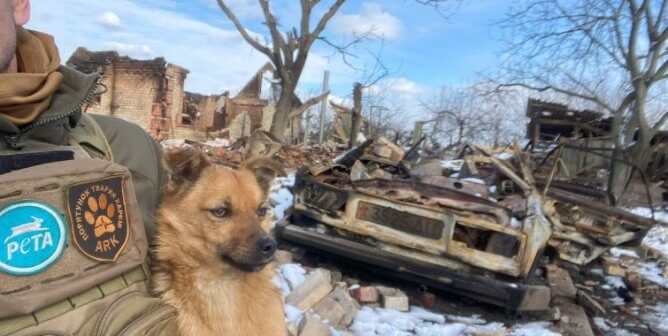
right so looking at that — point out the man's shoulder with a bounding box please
[90,114,152,145]
[89,114,165,238]
[89,114,163,171]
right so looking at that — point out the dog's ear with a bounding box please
[163,148,210,192]
[243,157,286,198]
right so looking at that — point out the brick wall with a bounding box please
[225,98,267,130]
[184,92,226,132]
[86,63,114,116]
[109,63,161,130]
[70,49,282,140]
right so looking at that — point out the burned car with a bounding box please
[277,140,554,311]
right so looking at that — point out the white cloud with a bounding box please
[28,0,269,94]
[26,0,392,100]
[389,77,425,98]
[364,76,433,125]
[219,0,263,18]
[330,3,402,40]
[95,11,122,29]
[103,41,153,58]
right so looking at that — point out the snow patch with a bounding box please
[278,263,307,292]
[610,247,640,259]
[441,159,463,171]
[268,175,295,227]
[161,138,188,149]
[642,303,668,334]
[511,321,560,336]
[627,261,668,288]
[284,304,304,324]
[460,177,486,185]
[202,138,230,147]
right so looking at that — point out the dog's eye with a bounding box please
[210,206,231,218]
[257,206,268,218]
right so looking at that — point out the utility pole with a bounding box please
[369,105,388,138]
[349,83,363,149]
[303,107,311,145]
[368,106,375,136]
[318,70,330,144]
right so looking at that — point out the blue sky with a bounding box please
[27,0,513,113]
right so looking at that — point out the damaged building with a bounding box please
[526,98,667,204]
[526,98,612,147]
[66,48,276,140]
[66,47,191,139]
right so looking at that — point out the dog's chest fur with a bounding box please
[162,266,285,336]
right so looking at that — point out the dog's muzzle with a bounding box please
[257,237,277,260]
[218,237,277,273]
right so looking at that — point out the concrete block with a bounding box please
[349,286,379,304]
[312,297,346,326]
[286,269,333,310]
[625,272,642,291]
[576,291,606,316]
[328,286,360,327]
[287,321,299,336]
[298,313,332,336]
[377,286,409,312]
[545,265,577,299]
[605,264,627,277]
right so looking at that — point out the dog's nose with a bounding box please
[257,238,277,257]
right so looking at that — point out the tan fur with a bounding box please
[153,152,286,336]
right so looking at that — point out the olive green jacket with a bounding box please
[0,66,173,335]
[0,65,164,238]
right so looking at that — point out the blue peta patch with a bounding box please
[0,201,67,275]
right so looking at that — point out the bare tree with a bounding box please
[216,0,343,139]
[497,0,668,179]
[420,86,494,149]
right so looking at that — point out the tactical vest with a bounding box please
[0,114,175,335]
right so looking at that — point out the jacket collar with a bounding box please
[0,65,99,135]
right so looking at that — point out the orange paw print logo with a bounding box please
[84,194,117,237]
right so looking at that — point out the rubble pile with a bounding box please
[272,256,566,336]
[162,132,668,335]
[271,136,667,335]
[161,131,336,170]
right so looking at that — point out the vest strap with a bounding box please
[0,264,148,335]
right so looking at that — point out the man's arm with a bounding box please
[90,114,164,240]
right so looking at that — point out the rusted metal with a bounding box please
[545,187,657,228]
[279,138,560,311]
[355,201,444,239]
[277,220,551,311]
[420,176,490,199]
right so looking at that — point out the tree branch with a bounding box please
[288,90,331,119]
[653,111,668,131]
[217,0,272,58]
[259,0,287,70]
[311,0,345,43]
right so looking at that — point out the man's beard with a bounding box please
[0,46,14,73]
[0,9,16,73]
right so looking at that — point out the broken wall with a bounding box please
[183,92,226,131]
[67,48,190,139]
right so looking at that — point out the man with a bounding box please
[0,0,173,334]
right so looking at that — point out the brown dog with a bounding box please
[152,148,287,336]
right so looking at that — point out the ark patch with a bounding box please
[67,176,129,262]
[0,200,67,275]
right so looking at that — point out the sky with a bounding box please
[27,0,515,122]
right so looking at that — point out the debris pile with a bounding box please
[161,131,336,170]
[280,138,555,310]
[272,257,565,336]
[269,135,667,335]
[162,130,668,335]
